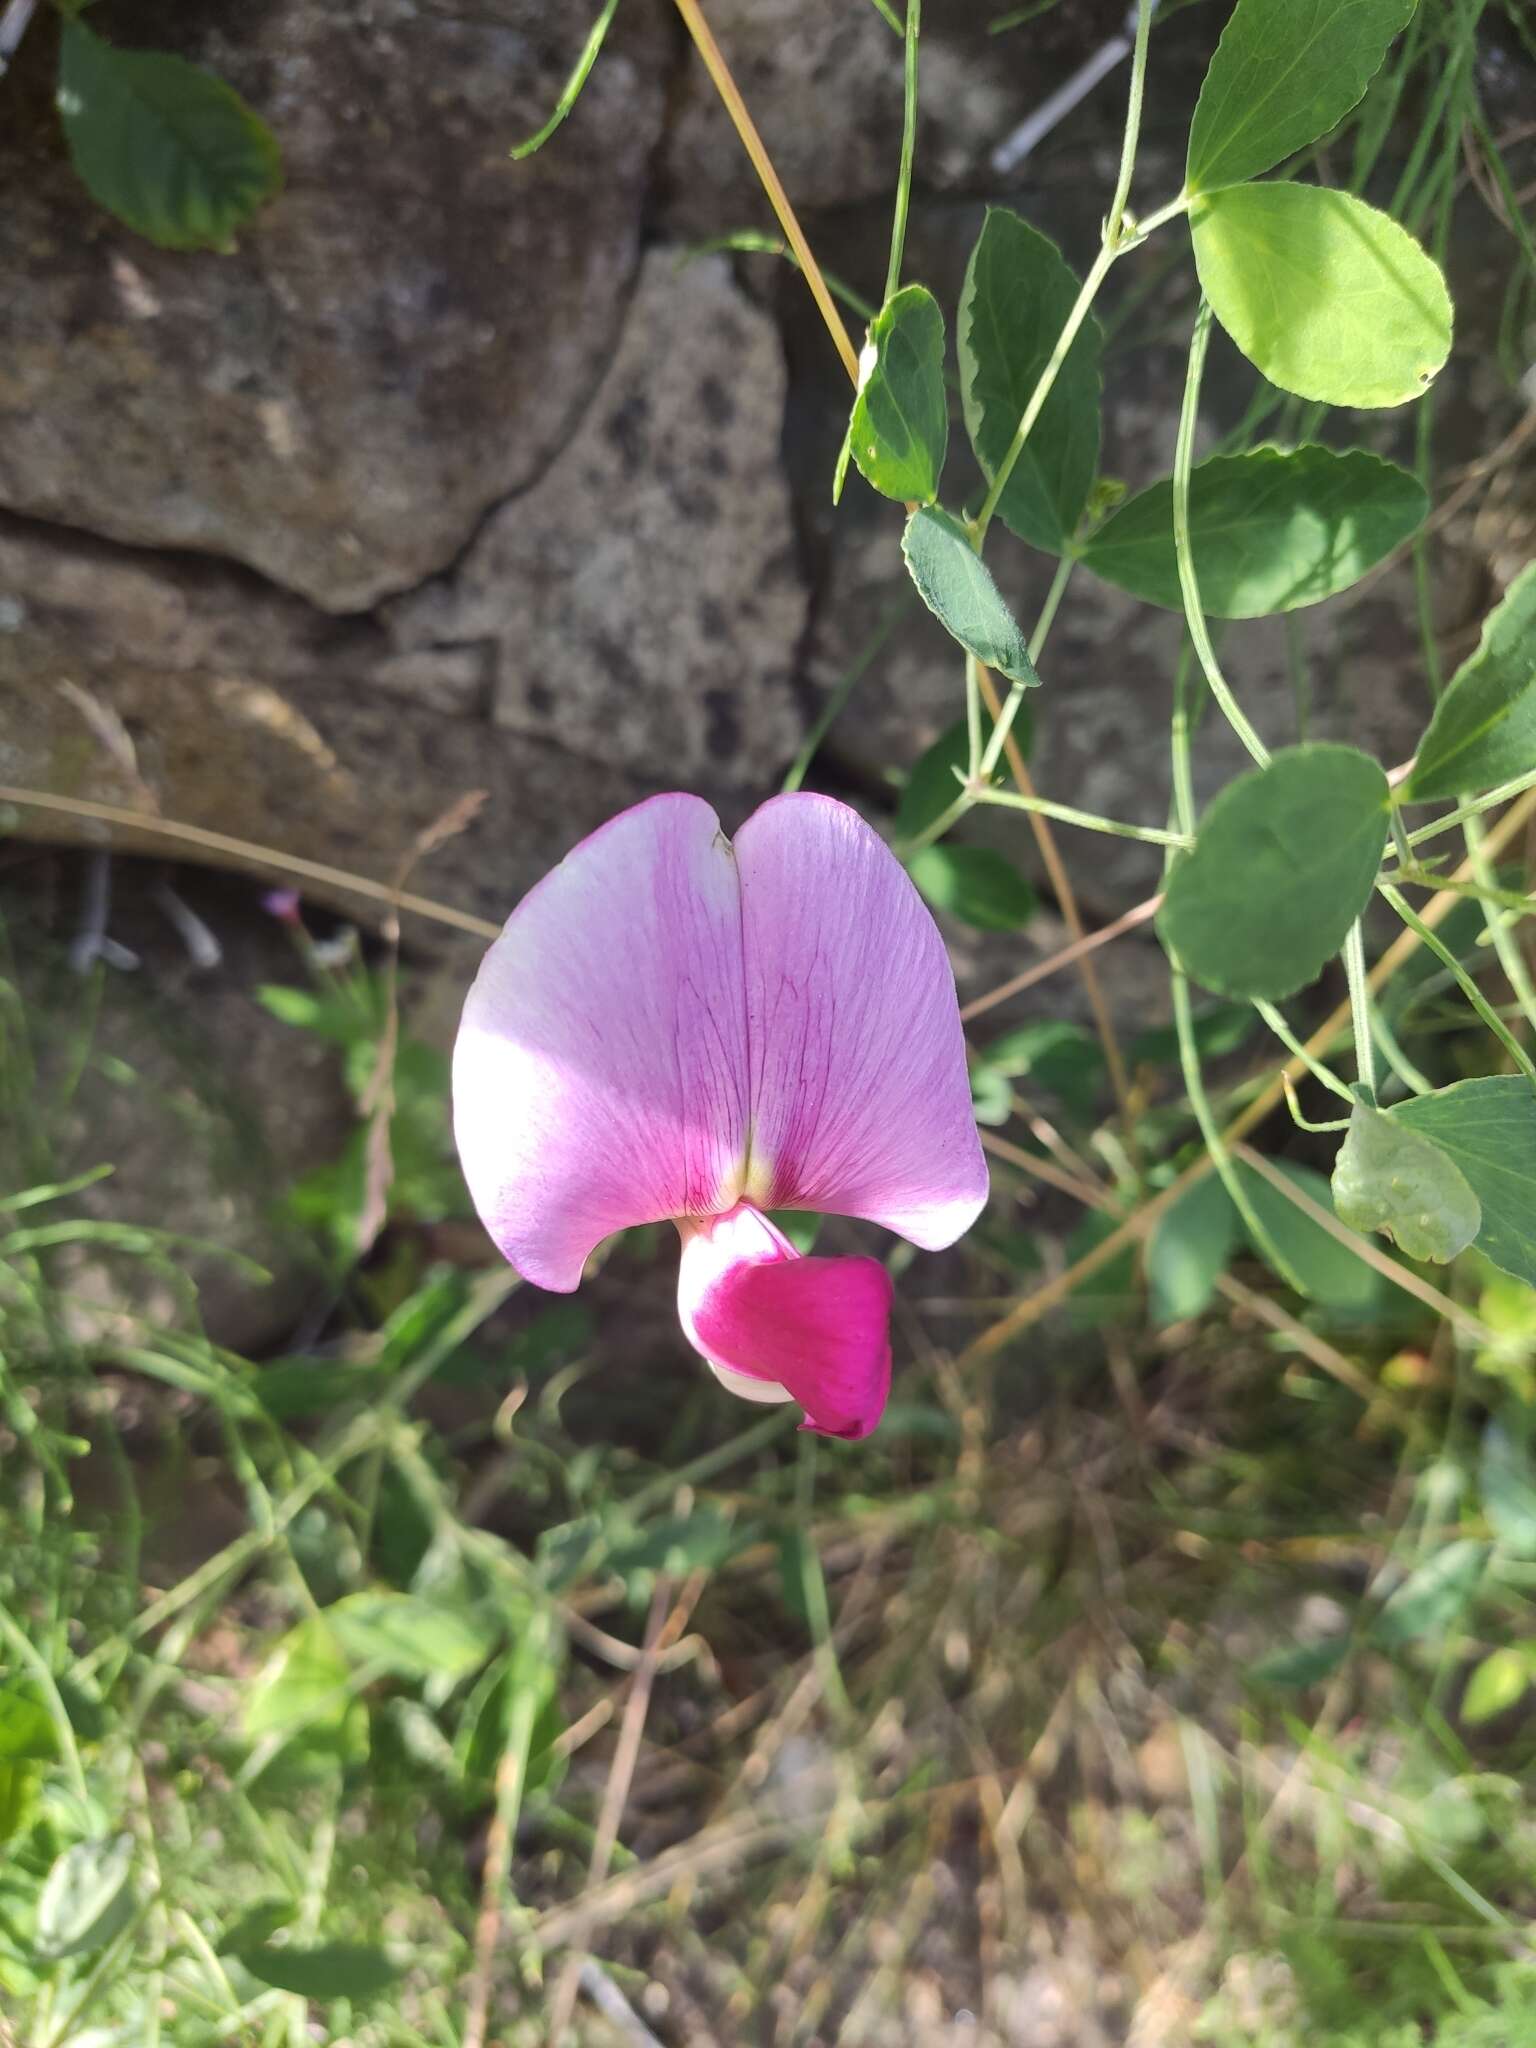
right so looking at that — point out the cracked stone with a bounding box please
[385,248,811,786]
[0,0,672,611]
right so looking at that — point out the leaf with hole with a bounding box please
[1080,446,1426,617]
[896,717,1017,843]
[1159,744,1389,1000]
[959,208,1103,551]
[1331,1100,1481,1266]
[1187,0,1417,191]
[908,844,1037,932]
[1147,1172,1240,1327]
[1392,1078,1536,1288]
[34,1836,137,1961]
[1404,563,1536,800]
[901,506,1040,687]
[846,286,948,505]
[237,1941,403,2001]
[57,18,282,251]
[1192,183,1452,409]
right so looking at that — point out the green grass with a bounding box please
[4,906,1536,2048]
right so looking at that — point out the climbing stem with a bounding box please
[884,0,921,303]
[1379,883,1536,1085]
[1463,810,1536,1044]
[1343,920,1376,1104]
[972,786,1190,848]
[1172,302,1270,768]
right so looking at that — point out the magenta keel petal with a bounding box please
[678,1206,893,1439]
[452,794,751,1291]
[734,793,989,1249]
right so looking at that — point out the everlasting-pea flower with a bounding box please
[452,793,988,1439]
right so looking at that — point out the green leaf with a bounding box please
[848,286,949,505]
[326,1593,498,1686]
[0,1763,39,1846]
[901,506,1040,686]
[970,1060,1014,1127]
[1192,183,1453,410]
[1480,1422,1536,1558]
[958,208,1103,551]
[1080,447,1426,617]
[217,1899,299,1957]
[0,1685,58,1765]
[1392,1078,1536,1288]
[57,18,282,252]
[896,717,1018,843]
[1187,0,1417,191]
[1159,744,1389,1000]
[1130,1001,1257,1069]
[1147,1172,1240,1326]
[34,1836,137,1961]
[1331,1100,1481,1266]
[1403,563,1536,800]
[237,1941,403,2001]
[1248,1636,1350,1689]
[1372,1539,1487,1649]
[243,1616,352,1743]
[767,1210,823,1253]
[908,844,1037,931]
[1235,1160,1385,1313]
[984,1019,1104,1120]
[1461,1646,1531,1724]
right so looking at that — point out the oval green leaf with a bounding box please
[907,843,1037,931]
[1192,183,1452,410]
[1372,1539,1487,1650]
[848,285,949,505]
[901,506,1040,686]
[1403,563,1536,800]
[959,208,1104,551]
[1080,446,1426,617]
[57,18,283,252]
[238,1941,403,2001]
[1331,1099,1481,1265]
[1461,1645,1531,1725]
[1392,1077,1536,1287]
[1147,1172,1240,1327]
[1187,0,1416,192]
[1235,1159,1385,1313]
[1159,743,1390,999]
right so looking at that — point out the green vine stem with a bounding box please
[1171,302,1270,768]
[884,0,920,303]
[1379,883,1536,1085]
[1343,920,1377,1104]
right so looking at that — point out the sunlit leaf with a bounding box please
[1462,1645,1532,1724]
[1187,0,1417,191]
[1080,447,1426,617]
[1192,183,1453,409]
[1393,1078,1536,1288]
[959,207,1103,550]
[243,1616,352,1743]
[908,843,1037,931]
[1159,744,1389,999]
[326,1593,498,1686]
[1403,563,1536,800]
[847,286,949,505]
[1372,1539,1487,1649]
[901,506,1040,686]
[1331,1099,1481,1265]
[35,1836,137,1961]
[57,18,282,251]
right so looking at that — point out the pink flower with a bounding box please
[262,887,303,925]
[452,794,987,1439]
